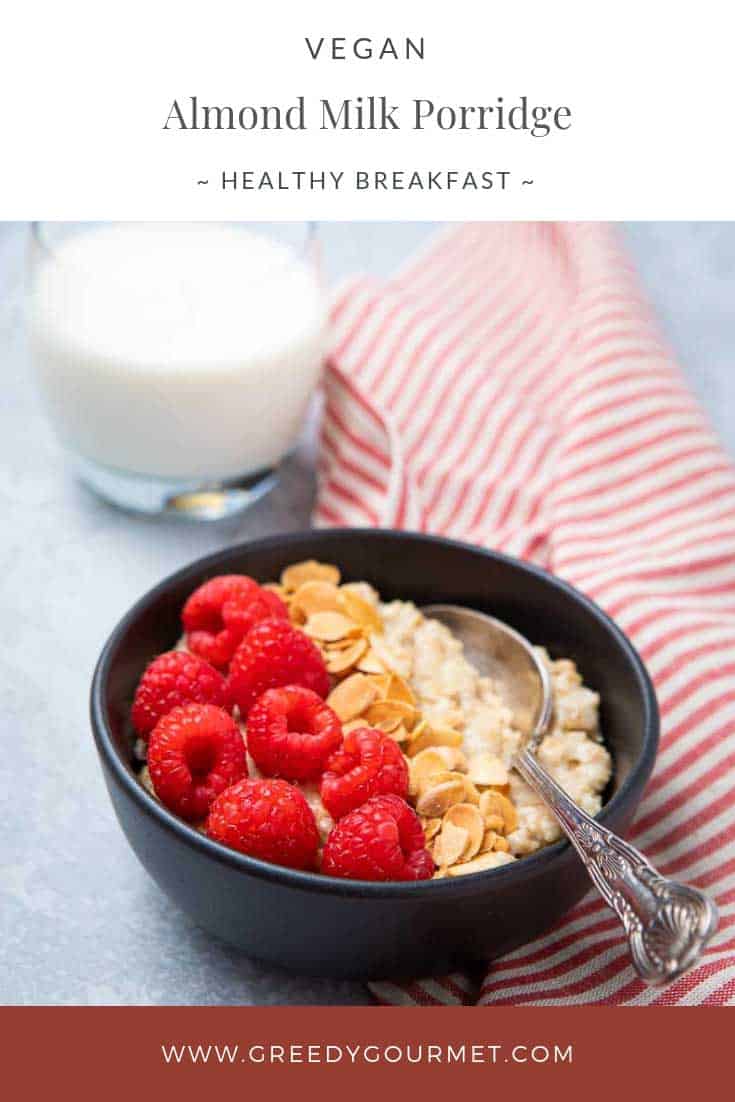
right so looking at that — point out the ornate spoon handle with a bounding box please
[514,747,719,984]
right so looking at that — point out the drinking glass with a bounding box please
[27,222,326,519]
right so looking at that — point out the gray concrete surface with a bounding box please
[1,222,733,1005]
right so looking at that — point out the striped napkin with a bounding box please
[314,223,735,1006]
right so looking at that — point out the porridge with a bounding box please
[132,561,611,881]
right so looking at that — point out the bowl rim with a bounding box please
[90,527,660,899]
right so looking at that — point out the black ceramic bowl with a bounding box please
[91,529,659,980]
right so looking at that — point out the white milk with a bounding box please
[28,224,327,480]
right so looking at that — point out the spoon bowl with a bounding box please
[422,603,553,743]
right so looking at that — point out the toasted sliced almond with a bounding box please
[385,673,416,706]
[338,589,383,634]
[362,671,392,697]
[478,791,518,834]
[281,560,341,591]
[443,803,484,861]
[480,830,512,854]
[327,673,379,722]
[405,718,427,744]
[428,723,463,743]
[483,813,505,834]
[481,829,502,853]
[406,723,463,756]
[367,714,403,734]
[461,777,481,805]
[466,752,509,788]
[447,851,515,876]
[435,747,468,773]
[304,611,360,643]
[409,749,455,797]
[356,649,387,675]
[364,634,399,674]
[412,746,467,783]
[323,636,359,652]
[433,822,469,868]
[388,724,411,744]
[325,637,368,675]
[423,817,442,842]
[417,769,467,793]
[291,580,343,618]
[340,582,377,600]
[415,778,467,817]
[365,699,417,732]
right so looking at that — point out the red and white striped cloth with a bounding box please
[314,223,735,1006]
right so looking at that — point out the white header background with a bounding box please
[2,0,732,219]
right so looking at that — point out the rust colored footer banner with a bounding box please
[2,1006,728,1100]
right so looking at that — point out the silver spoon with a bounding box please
[422,604,719,985]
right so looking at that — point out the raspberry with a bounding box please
[206,777,319,870]
[182,575,288,670]
[224,586,289,639]
[147,703,248,822]
[131,650,230,737]
[247,686,343,782]
[227,619,330,718]
[320,728,408,819]
[321,795,434,882]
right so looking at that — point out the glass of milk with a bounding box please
[27,222,327,518]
